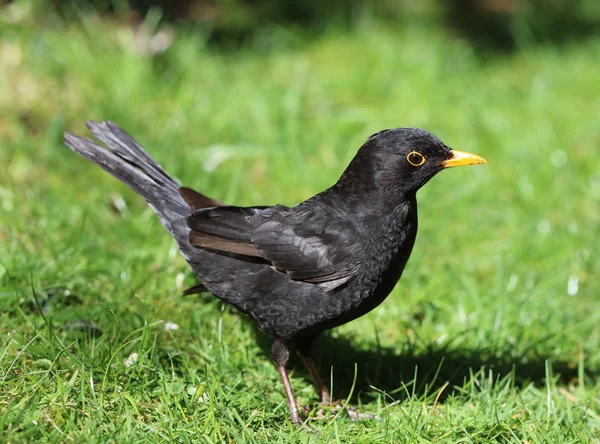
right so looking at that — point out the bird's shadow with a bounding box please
[254,327,592,405]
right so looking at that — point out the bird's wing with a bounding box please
[187,205,270,258]
[186,204,357,291]
[250,212,357,290]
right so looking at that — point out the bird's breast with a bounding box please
[324,201,419,325]
[358,215,417,304]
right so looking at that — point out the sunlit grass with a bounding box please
[1,9,599,442]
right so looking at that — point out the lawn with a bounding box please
[1,6,600,442]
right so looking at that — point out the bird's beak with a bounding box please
[441,150,487,169]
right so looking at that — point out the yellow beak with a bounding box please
[441,150,487,168]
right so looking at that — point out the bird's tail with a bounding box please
[64,121,195,260]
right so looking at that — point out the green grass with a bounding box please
[2,7,600,443]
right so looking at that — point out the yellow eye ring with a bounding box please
[407,151,426,167]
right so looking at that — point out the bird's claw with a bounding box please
[340,406,380,422]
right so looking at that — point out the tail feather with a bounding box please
[64,121,195,260]
[86,121,176,194]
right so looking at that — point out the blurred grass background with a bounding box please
[1,0,600,441]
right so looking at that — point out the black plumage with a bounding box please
[64,122,486,424]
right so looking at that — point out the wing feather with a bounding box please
[182,195,357,290]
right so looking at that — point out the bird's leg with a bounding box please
[296,338,379,422]
[296,336,331,405]
[298,352,331,405]
[272,339,301,424]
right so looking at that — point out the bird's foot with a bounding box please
[335,404,380,422]
[289,407,314,432]
[303,400,380,422]
[292,419,314,433]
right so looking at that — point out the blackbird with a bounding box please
[64,122,486,424]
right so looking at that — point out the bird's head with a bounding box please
[336,128,486,201]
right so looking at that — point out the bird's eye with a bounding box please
[407,151,426,167]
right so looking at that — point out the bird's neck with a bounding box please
[326,180,417,218]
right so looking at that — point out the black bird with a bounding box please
[64,122,486,424]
